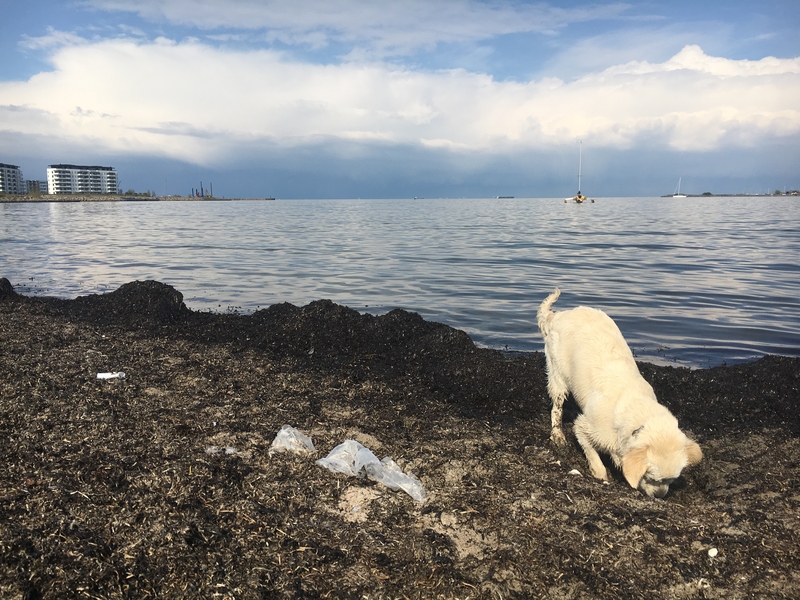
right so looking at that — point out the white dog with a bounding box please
[537,288,702,498]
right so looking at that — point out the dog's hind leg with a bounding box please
[550,400,567,446]
[546,356,569,446]
[574,414,609,480]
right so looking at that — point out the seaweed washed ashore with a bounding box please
[1,279,798,599]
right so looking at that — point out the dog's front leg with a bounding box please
[574,414,609,480]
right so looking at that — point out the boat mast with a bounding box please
[578,141,582,194]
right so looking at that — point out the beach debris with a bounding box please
[568,469,582,476]
[708,548,719,558]
[268,425,316,456]
[205,445,238,455]
[316,440,427,502]
[316,440,367,476]
[97,372,125,380]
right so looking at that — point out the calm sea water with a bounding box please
[1,197,798,367]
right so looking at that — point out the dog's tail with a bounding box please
[537,287,561,339]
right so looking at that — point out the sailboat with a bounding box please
[672,177,687,198]
[565,141,595,203]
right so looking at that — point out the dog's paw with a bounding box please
[550,428,567,446]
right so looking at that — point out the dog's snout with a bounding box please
[639,479,671,499]
[653,487,669,499]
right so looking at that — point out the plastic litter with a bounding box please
[205,445,238,455]
[367,457,427,502]
[97,372,125,380]
[315,440,371,476]
[316,440,427,502]
[269,425,316,456]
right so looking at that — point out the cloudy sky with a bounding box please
[1,0,798,198]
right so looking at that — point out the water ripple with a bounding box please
[2,196,799,367]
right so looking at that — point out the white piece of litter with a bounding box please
[568,469,582,476]
[316,440,427,502]
[97,372,125,380]
[268,425,316,456]
[315,440,371,476]
[708,548,718,558]
[205,445,238,455]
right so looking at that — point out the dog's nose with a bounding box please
[653,487,669,499]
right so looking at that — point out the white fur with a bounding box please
[537,288,702,498]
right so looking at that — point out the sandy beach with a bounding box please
[1,279,798,599]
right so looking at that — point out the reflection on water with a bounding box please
[1,196,798,367]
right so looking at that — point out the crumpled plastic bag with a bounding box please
[365,457,427,503]
[268,425,316,456]
[316,440,427,502]
[314,440,377,476]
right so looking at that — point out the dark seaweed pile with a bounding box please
[1,279,798,599]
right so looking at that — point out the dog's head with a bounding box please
[622,429,703,498]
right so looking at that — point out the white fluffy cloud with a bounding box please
[1,35,798,164]
[605,44,800,77]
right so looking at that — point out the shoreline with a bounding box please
[0,195,276,203]
[1,278,799,598]
[2,194,796,203]
[4,279,783,371]
[659,192,799,198]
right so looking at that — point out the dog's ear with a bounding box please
[685,439,703,466]
[622,446,649,489]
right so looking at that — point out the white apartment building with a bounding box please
[47,164,119,195]
[0,163,25,194]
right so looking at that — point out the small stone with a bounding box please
[708,548,718,558]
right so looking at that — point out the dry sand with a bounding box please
[1,279,798,599]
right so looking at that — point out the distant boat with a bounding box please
[496,196,514,199]
[672,177,687,198]
[565,141,595,203]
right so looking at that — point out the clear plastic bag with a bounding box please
[316,440,427,502]
[365,457,427,502]
[315,440,367,475]
[268,425,316,456]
